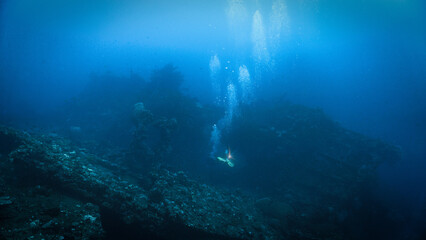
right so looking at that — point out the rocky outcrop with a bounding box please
[0,119,400,239]
[0,126,278,239]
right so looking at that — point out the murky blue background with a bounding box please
[1,0,425,235]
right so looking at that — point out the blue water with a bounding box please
[1,0,425,239]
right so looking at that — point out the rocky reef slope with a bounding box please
[0,126,278,239]
[0,120,400,239]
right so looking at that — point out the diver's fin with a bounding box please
[217,157,234,167]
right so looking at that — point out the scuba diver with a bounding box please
[216,147,235,167]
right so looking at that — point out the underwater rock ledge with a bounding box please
[0,121,401,240]
[0,125,277,239]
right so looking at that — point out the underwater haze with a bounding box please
[0,0,425,239]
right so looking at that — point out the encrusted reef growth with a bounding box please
[147,169,275,239]
[0,98,402,239]
[0,94,401,240]
[0,126,278,239]
[0,188,103,240]
[0,101,402,239]
[0,65,407,239]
